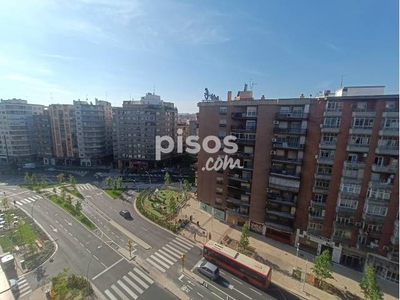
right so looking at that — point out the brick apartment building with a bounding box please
[32,109,54,164]
[0,99,44,164]
[113,93,177,169]
[196,86,399,281]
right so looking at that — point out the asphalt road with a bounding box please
[0,184,178,300]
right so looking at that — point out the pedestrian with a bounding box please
[194,232,196,241]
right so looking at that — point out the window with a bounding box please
[364,204,388,216]
[219,119,227,127]
[382,118,399,130]
[313,194,325,202]
[218,131,226,138]
[246,107,257,117]
[246,120,256,130]
[315,180,330,189]
[349,135,370,146]
[219,107,227,115]
[367,188,391,200]
[216,177,224,184]
[333,229,351,239]
[340,183,361,194]
[326,101,343,112]
[319,149,335,160]
[321,133,337,145]
[309,222,322,230]
[324,117,341,128]
[338,199,358,209]
[385,101,396,111]
[216,187,223,195]
[377,137,399,148]
[215,198,222,205]
[317,164,332,175]
[353,117,374,129]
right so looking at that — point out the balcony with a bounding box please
[375,145,399,155]
[271,156,303,164]
[312,186,330,195]
[267,210,295,219]
[332,236,350,244]
[368,180,393,190]
[362,211,385,224]
[231,125,257,133]
[231,112,257,120]
[265,222,294,234]
[371,164,398,174]
[349,127,373,135]
[315,172,331,180]
[365,196,390,206]
[321,125,340,133]
[379,128,399,137]
[227,185,251,195]
[333,221,354,230]
[267,196,296,206]
[319,141,337,150]
[338,191,360,200]
[308,214,324,222]
[307,227,322,236]
[336,206,357,217]
[240,163,254,171]
[341,175,363,184]
[228,174,251,183]
[273,127,307,135]
[346,144,370,153]
[344,161,366,169]
[352,109,376,118]
[316,157,334,165]
[310,200,327,209]
[269,177,300,193]
[272,142,304,150]
[226,197,251,207]
[324,110,342,117]
[382,111,399,118]
[232,151,254,158]
[275,112,308,120]
[234,137,256,145]
[270,168,301,179]
[226,207,249,218]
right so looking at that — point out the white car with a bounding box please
[47,167,56,171]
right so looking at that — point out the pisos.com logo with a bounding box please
[156,129,244,171]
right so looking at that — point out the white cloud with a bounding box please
[40,54,77,60]
[7,75,72,95]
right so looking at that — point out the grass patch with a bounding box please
[0,215,37,252]
[67,188,84,199]
[20,183,59,190]
[48,195,96,230]
[104,189,125,199]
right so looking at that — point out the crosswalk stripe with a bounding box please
[157,249,178,262]
[164,244,183,256]
[27,198,35,202]
[104,289,118,300]
[149,255,170,269]
[111,284,130,300]
[128,271,149,289]
[161,246,181,258]
[117,280,138,299]
[33,195,41,199]
[154,252,174,265]
[19,199,29,204]
[146,258,166,272]
[175,237,195,247]
[170,239,192,251]
[16,201,23,205]
[123,275,143,294]
[133,268,154,284]
[20,290,32,298]
[19,285,31,293]
[18,278,26,284]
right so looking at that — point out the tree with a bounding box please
[24,172,32,185]
[116,177,123,190]
[51,268,69,300]
[74,200,82,214]
[66,195,72,205]
[239,221,250,253]
[31,174,38,187]
[69,174,77,188]
[164,172,171,185]
[168,196,177,213]
[183,179,191,201]
[1,197,9,211]
[360,265,384,300]
[56,173,65,185]
[311,249,334,287]
[106,176,114,189]
[27,239,38,255]
[60,189,66,201]
[40,177,47,189]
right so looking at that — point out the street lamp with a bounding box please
[294,242,300,270]
[86,245,102,297]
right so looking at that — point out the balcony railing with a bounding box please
[267,196,296,206]
[371,164,398,173]
[273,127,307,135]
[344,161,366,169]
[336,206,357,217]
[308,214,324,222]
[226,197,251,207]
[275,112,308,119]
[368,180,393,189]
[375,145,399,155]
[271,156,303,164]
[273,142,304,150]
[231,125,257,133]
[310,200,326,208]
[320,141,337,149]
[332,236,350,244]
[267,210,295,219]
[346,144,370,153]
[234,138,256,145]
[231,112,257,119]
[362,211,385,223]
[232,151,254,158]
[379,127,399,137]
[270,168,301,179]
[226,207,249,218]
[228,175,251,183]
[227,185,251,194]
[307,227,322,235]
[333,221,354,230]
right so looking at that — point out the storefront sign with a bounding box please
[213,208,225,221]
[250,221,264,234]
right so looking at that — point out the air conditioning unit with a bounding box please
[273,120,279,125]
[287,113,293,117]
[383,246,389,251]
[270,150,276,155]
[320,124,324,128]
[267,188,273,193]
[355,222,361,227]
[363,153,368,157]
[271,138,277,142]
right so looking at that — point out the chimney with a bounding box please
[227,91,232,101]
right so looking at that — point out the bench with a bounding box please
[35,240,43,248]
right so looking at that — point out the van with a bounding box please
[197,261,219,281]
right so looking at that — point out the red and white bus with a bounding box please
[202,240,272,290]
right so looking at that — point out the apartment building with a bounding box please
[177,121,190,151]
[113,93,177,169]
[0,99,44,164]
[197,86,399,280]
[48,104,78,165]
[32,109,54,164]
[74,99,113,166]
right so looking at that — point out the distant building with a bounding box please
[0,99,44,164]
[177,121,190,151]
[32,109,54,165]
[113,93,178,169]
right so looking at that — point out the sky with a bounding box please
[0,0,398,113]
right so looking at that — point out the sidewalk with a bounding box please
[179,197,399,300]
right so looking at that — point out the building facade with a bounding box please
[32,109,54,165]
[0,99,44,164]
[113,93,177,169]
[196,86,399,280]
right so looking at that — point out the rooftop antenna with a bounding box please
[340,75,346,88]
[153,85,156,95]
[250,78,257,91]
[86,94,88,101]
[106,91,108,101]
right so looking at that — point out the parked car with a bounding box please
[119,210,132,219]
[197,261,219,281]
[47,167,56,171]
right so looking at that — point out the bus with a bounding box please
[202,240,272,290]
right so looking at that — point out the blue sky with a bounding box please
[0,0,398,113]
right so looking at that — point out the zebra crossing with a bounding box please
[77,183,96,191]
[14,195,42,206]
[104,267,154,300]
[15,276,32,299]
[67,170,89,177]
[146,237,195,273]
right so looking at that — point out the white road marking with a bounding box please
[231,277,243,285]
[197,292,204,298]
[233,288,252,299]
[117,280,138,299]
[128,271,149,289]
[93,255,99,260]
[141,227,148,231]
[104,289,118,300]
[178,274,184,282]
[158,249,178,262]
[211,292,224,300]
[45,211,49,215]
[111,284,130,300]
[170,239,192,251]
[133,268,154,284]
[80,242,84,247]
[250,288,262,295]
[101,262,107,268]
[68,232,73,236]
[86,248,91,253]
[123,275,143,294]
[74,237,78,241]
[146,258,166,272]
[55,220,59,224]
[59,224,63,228]
[92,258,124,280]
[149,255,170,269]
